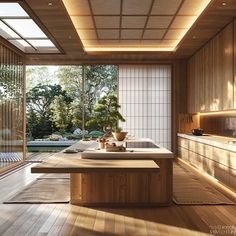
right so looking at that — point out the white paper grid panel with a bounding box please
[118,65,171,150]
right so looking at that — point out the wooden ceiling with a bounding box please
[20,0,236,64]
[62,0,210,52]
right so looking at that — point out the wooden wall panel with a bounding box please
[234,20,236,109]
[222,23,234,110]
[204,42,214,111]
[0,40,25,168]
[172,60,188,155]
[187,21,234,113]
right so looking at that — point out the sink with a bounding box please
[228,140,236,145]
[126,141,159,148]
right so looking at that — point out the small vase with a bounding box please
[112,132,128,141]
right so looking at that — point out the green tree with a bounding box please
[84,65,118,115]
[56,66,83,98]
[86,93,125,132]
[50,95,73,132]
[26,84,72,138]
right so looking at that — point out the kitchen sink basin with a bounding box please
[228,140,236,145]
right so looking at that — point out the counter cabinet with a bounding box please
[178,136,236,190]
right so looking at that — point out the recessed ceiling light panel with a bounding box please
[63,0,212,52]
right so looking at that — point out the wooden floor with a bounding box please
[0,152,55,172]
[0,160,235,236]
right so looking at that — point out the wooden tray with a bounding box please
[106,146,126,152]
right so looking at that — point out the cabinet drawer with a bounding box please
[178,138,189,149]
[229,152,236,170]
[188,151,204,170]
[213,162,230,187]
[178,147,189,161]
[229,168,236,190]
[204,145,213,159]
[213,148,230,167]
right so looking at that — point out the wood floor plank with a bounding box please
[0,159,235,236]
[25,204,57,236]
[37,204,64,234]
[58,205,80,236]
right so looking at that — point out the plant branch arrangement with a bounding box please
[86,93,125,135]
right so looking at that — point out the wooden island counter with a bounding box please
[31,139,173,206]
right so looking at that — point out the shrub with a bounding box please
[89,130,104,138]
[65,134,82,140]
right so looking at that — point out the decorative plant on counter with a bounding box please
[112,127,128,141]
[86,93,125,136]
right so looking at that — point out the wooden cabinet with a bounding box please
[187,21,234,113]
[178,137,236,190]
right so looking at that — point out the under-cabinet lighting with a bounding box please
[200,111,236,116]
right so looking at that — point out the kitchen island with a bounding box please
[31,139,173,206]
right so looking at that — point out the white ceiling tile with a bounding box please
[122,16,147,28]
[151,0,182,15]
[178,0,211,15]
[91,0,121,15]
[97,29,119,39]
[146,16,173,28]
[143,29,165,39]
[121,29,142,39]
[171,16,198,29]
[62,0,91,15]
[71,16,94,29]
[164,29,186,39]
[78,29,97,39]
[123,0,152,15]
[94,16,120,28]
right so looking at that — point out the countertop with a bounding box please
[31,158,160,173]
[31,138,172,173]
[77,139,173,159]
[178,133,236,153]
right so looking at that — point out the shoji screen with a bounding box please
[118,65,171,149]
[0,43,25,169]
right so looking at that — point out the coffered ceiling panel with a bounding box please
[78,29,97,39]
[165,29,187,39]
[94,16,120,28]
[122,0,153,15]
[121,29,142,39]
[143,29,165,39]
[90,0,121,15]
[71,16,94,29]
[97,29,119,39]
[64,0,91,15]
[146,16,173,29]
[151,0,182,15]
[122,16,147,28]
[63,0,211,52]
[171,16,198,29]
[178,0,209,15]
